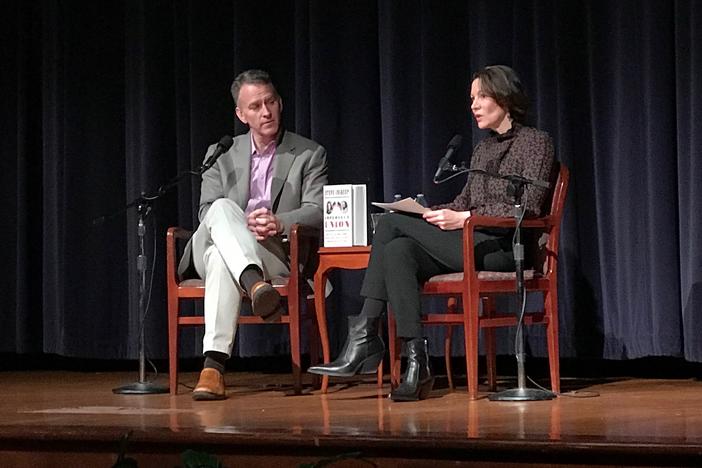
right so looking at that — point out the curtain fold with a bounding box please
[676,0,702,361]
[3,0,701,363]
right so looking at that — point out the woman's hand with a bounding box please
[422,209,471,230]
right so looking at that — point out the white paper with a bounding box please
[371,197,430,215]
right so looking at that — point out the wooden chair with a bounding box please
[388,163,569,400]
[166,224,320,396]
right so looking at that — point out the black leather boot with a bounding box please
[307,315,385,377]
[390,337,434,402]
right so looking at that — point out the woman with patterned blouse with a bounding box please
[309,65,555,402]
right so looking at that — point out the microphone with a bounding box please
[432,135,464,183]
[201,135,234,171]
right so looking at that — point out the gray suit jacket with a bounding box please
[177,130,328,279]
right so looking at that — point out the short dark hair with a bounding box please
[230,69,278,104]
[471,65,529,124]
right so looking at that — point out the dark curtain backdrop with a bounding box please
[3,0,702,363]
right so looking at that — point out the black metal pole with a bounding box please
[112,202,168,395]
[489,183,555,401]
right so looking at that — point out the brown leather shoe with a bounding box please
[192,368,226,401]
[250,281,283,322]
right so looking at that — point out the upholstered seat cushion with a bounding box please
[178,276,290,288]
[180,279,205,288]
[426,270,539,283]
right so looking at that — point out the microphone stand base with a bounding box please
[488,387,556,401]
[112,381,169,395]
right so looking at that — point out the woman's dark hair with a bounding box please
[471,65,529,124]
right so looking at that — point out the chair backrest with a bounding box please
[549,162,569,219]
[540,162,569,277]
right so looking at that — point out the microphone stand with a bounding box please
[112,162,213,395]
[488,179,555,401]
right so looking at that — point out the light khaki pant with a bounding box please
[191,198,288,356]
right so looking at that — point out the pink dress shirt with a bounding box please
[244,134,276,216]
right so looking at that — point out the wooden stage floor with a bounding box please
[2,370,702,467]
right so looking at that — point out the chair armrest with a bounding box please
[464,215,552,230]
[288,223,321,285]
[461,215,554,277]
[167,226,193,241]
[289,223,321,245]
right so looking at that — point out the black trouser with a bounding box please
[360,213,514,338]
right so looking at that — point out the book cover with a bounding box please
[323,184,367,247]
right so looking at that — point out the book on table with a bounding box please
[323,184,367,247]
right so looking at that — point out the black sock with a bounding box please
[239,265,264,295]
[204,351,227,374]
[360,297,385,319]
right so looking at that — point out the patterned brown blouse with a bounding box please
[433,123,554,218]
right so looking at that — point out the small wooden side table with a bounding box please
[314,246,383,393]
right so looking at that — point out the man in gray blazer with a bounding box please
[177,69,328,400]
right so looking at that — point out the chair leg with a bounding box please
[483,296,497,391]
[387,310,401,388]
[485,327,497,391]
[545,289,560,394]
[464,291,481,400]
[444,297,457,392]
[167,294,179,396]
[377,319,384,388]
[444,324,454,391]
[288,297,302,395]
